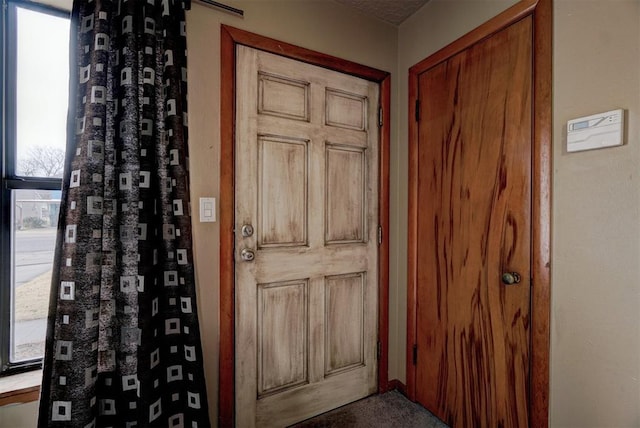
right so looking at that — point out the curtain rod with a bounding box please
[192,0,244,16]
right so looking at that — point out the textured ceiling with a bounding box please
[334,0,430,25]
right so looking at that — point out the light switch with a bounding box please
[199,197,216,222]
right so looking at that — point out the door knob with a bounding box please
[240,248,255,262]
[501,272,521,285]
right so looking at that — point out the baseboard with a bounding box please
[387,379,407,397]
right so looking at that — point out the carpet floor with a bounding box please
[290,390,449,428]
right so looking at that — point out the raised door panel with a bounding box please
[325,272,364,375]
[258,135,308,248]
[257,280,308,397]
[258,72,310,122]
[325,88,367,131]
[325,144,366,244]
[236,44,379,428]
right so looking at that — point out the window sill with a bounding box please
[0,370,41,406]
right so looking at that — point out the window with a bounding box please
[1,0,70,374]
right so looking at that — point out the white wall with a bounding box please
[551,1,640,426]
[0,402,37,428]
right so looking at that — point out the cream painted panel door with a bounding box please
[235,45,380,427]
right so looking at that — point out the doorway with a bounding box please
[219,26,391,427]
[406,0,551,426]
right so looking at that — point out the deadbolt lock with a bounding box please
[241,224,254,238]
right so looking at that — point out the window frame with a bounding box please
[0,0,70,376]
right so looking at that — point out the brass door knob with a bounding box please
[502,272,521,285]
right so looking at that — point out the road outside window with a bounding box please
[11,189,60,361]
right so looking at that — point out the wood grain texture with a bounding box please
[0,369,42,406]
[325,89,367,131]
[220,25,392,425]
[0,386,39,406]
[219,24,235,428]
[221,25,389,83]
[258,72,310,121]
[530,0,552,425]
[407,1,552,425]
[258,280,309,396]
[416,16,532,427]
[406,67,419,401]
[325,273,365,375]
[258,136,308,247]
[325,144,366,243]
[377,76,391,394]
[235,45,379,427]
[408,0,537,76]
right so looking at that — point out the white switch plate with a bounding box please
[199,197,216,222]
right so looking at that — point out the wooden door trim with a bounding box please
[406,0,551,426]
[220,25,391,427]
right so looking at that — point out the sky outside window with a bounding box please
[16,7,70,178]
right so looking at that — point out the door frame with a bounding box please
[219,25,391,427]
[406,0,552,426]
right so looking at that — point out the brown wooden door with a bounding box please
[414,16,532,427]
[234,45,380,427]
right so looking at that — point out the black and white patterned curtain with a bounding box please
[38,0,210,426]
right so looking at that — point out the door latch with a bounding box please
[240,248,255,262]
[501,272,521,285]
